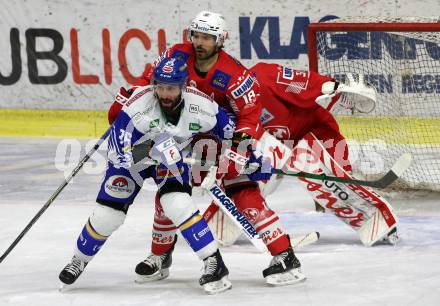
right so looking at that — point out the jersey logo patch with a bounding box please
[260,108,274,125]
[189,122,202,131]
[231,75,254,98]
[133,112,143,124]
[282,67,294,80]
[210,70,231,91]
[189,104,199,113]
[277,68,310,94]
[162,58,176,73]
[150,118,160,128]
[104,175,135,199]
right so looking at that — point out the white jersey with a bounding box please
[108,85,234,167]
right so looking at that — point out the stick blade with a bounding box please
[391,153,412,177]
[291,231,320,250]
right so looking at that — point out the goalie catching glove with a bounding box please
[316,73,377,113]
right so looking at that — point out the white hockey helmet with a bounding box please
[189,11,228,46]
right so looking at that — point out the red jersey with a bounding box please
[109,43,263,139]
[251,63,340,141]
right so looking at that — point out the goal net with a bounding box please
[308,17,440,191]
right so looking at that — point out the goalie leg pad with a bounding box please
[203,201,243,246]
[258,174,283,197]
[288,132,398,246]
[309,122,352,174]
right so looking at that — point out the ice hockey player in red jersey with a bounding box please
[250,62,349,167]
[249,62,399,247]
[107,11,305,286]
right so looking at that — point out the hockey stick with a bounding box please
[203,202,320,250]
[0,127,112,264]
[184,153,412,189]
[206,184,267,252]
[275,153,412,189]
[290,231,320,249]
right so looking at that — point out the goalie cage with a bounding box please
[308,17,440,192]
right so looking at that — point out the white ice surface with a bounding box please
[1,137,440,306]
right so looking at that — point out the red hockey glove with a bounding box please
[218,132,253,181]
[108,87,133,124]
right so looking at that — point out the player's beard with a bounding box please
[158,97,177,111]
[158,96,183,122]
[195,46,218,61]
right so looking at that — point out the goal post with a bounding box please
[307,18,440,191]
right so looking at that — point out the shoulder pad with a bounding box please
[122,86,155,115]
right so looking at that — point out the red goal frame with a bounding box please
[307,22,440,72]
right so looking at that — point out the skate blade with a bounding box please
[265,268,307,286]
[59,282,72,292]
[202,276,232,294]
[135,268,169,283]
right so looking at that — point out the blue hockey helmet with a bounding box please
[152,57,188,87]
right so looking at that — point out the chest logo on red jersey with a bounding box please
[210,70,232,91]
[282,67,294,80]
[231,75,255,98]
[277,68,310,94]
[265,125,290,140]
[260,108,274,125]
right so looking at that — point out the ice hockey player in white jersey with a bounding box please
[58,57,236,294]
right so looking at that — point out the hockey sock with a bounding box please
[75,219,108,262]
[228,185,290,256]
[151,193,178,255]
[255,214,291,256]
[151,217,178,255]
[179,212,218,260]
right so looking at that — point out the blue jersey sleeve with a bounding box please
[107,111,144,168]
[211,106,236,140]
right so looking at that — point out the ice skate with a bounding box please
[59,255,88,288]
[263,246,306,286]
[135,237,176,283]
[199,249,232,294]
[135,250,173,283]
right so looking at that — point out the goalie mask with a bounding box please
[152,57,188,116]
